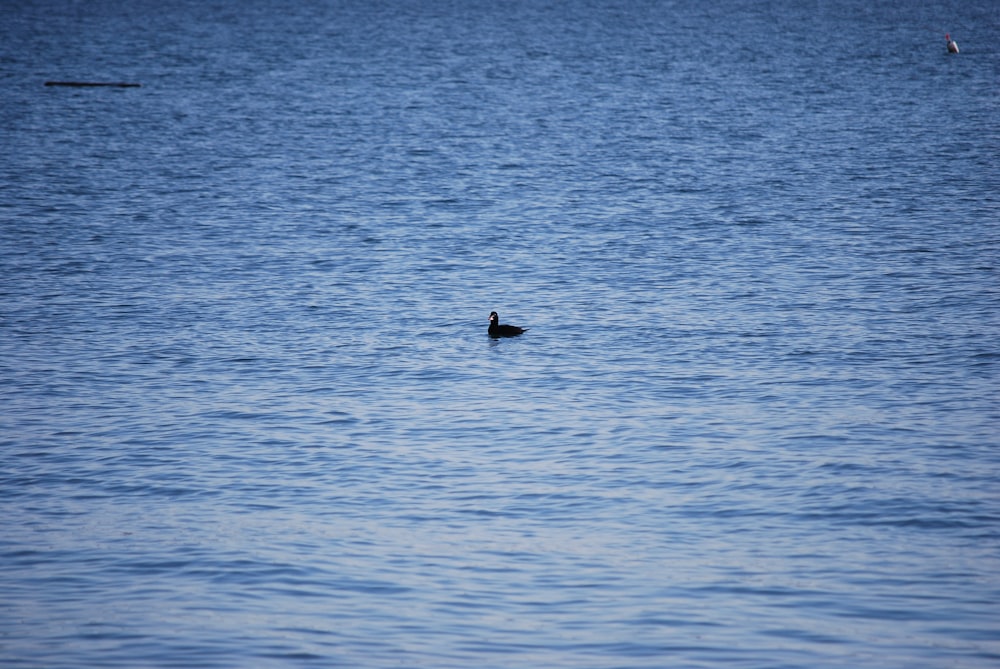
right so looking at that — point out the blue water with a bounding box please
[2,0,999,667]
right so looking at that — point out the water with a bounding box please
[2,0,999,667]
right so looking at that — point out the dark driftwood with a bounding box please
[44,81,141,88]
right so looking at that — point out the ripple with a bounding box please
[2,0,999,667]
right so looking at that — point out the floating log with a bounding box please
[44,81,141,88]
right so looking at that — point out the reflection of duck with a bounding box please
[488,311,527,338]
[946,33,959,54]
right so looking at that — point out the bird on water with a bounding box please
[488,311,527,338]
[946,33,959,53]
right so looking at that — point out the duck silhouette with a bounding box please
[488,311,527,338]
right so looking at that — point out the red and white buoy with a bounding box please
[946,33,959,54]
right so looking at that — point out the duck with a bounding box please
[946,33,959,53]
[488,311,527,337]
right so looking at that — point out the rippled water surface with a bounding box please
[2,0,999,667]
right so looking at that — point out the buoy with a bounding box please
[946,33,959,54]
[44,81,141,88]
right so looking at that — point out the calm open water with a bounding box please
[2,0,999,667]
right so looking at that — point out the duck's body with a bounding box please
[946,33,959,53]
[488,311,527,338]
